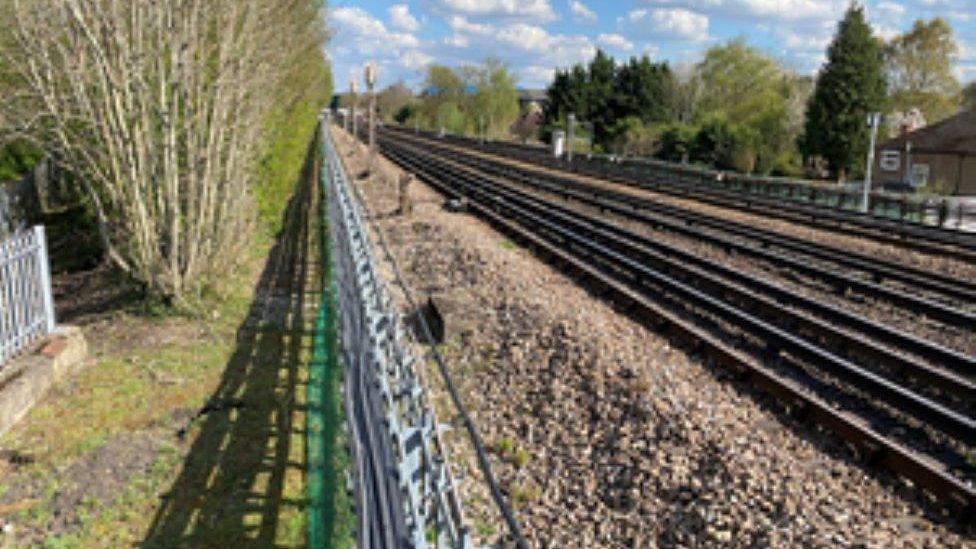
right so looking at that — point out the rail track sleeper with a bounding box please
[402,130,976,304]
[385,144,976,511]
[383,139,976,443]
[426,143,976,389]
[412,128,976,258]
[388,133,975,377]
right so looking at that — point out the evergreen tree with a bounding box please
[586,49,617,146]
[801,3,887,180]
[613,56,678,125]
[543,50,678,150]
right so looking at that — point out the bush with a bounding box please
[692,118,758,172]
[658,123,698,163]
[0,140,42,181]
[393,105,415,125]
[613,116,661,157]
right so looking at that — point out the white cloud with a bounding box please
[332,7,419,53]
[623,8,710,42]
[388,4,421,32]
[960,40,976,62]
[568,0,597,23]
[643,0,846,22]
[442,16,596,75]
[874,1,906,18]
[330,6,429,86]
[431,0,558,22]
[775,19,834,51]
[521,65,557,86]
[597,33,634,51]
[400,50,434,69]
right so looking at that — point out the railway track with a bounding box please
[386,129,976,330]
[376,129,976,515]
[394,127,976,261]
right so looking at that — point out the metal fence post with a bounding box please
[34,225,56,334]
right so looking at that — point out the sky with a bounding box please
[326,0,976,91]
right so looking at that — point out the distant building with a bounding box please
[887,108,927,137]
[517,89,548,110]
[873,110,976,195]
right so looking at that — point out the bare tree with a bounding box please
[0,0,328,306]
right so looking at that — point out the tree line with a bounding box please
[544,5,971,180]
[0,0,332,307]
[338,60,521,141]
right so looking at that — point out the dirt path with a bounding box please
[333,126,973,548]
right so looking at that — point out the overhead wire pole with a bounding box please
[365,62,377,173]
[862,112,881,214]
[350,79,359,141]
[566,113,575,163]
[345,80,354,133]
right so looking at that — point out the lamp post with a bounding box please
[365,62,377,172]
[861,112,881,214]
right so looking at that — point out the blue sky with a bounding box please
[326,0,976,90]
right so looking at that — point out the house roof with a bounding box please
[517,89,548,103]
[880,110,976,154]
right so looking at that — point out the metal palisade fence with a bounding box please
[320,117,471,548]
[0,226,56,367]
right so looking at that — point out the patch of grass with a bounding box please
[0,194,321,546]
[492,437,531,469]
[41,534,81,549]
[493,437,516,456]
[500,239,517,251]
[511,448,531,469]
[474,519,497,539]
[507,481,541,509]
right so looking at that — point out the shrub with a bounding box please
[692,117,759,172]
[657,123,698,163]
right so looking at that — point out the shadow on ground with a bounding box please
[141,150,319,547]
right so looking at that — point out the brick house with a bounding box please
[873,110,976,195]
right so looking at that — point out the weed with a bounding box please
[500,239,517,250]
[474,519,497,538]
[507,481,541,509]
[494,437,516,456]
[42,534,80,549]
[512,448,531,469]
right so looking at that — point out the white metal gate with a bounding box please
[0,226,56,366]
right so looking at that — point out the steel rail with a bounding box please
[382,132,976,380]
[396,129,976,304]
[445,130,976,252]
[377,133,976,516]
[391,130,976,323]
[395,127,976,260]
[382,137,976,436]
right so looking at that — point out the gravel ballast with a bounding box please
[331,128,973,547]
